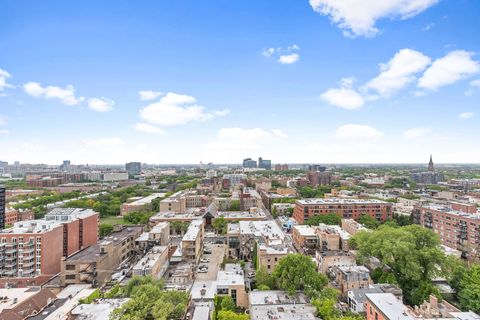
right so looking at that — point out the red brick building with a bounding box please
[414,204,480,260]
[0,208,98,287]
[293,198,392,224]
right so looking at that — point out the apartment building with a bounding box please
[414,204,480,260]
[257,240,290,272]
[181,219,204,265]
[342,218,369,235]
[293,198,392,224]
[365,293,479,320]
[249,291,317,320]
[135,222,170,250]
[132,245,169,279]
[332,265,373,295]
[45,208,99,257]
[0,220,63,286]
[292,225,318,253]
[60,226,143,287]
[316,250,356,274]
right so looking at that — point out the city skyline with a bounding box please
[1,1,480,164]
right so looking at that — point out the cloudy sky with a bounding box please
[0,1,479,164]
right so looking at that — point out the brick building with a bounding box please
[293,198,392,224]
[414,204,480,260]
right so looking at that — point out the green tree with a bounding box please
[213,217,228,235]
[99,223,114,237]
[220,295,236,312]
[358,214,380,229]
[255,266,274,289]
[350,225,445,305]
[271,254,327,297]
[305,214,341,226]
[458,264,480,313]
[217,311,249,320]
[229,200,241,211]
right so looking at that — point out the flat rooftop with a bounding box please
[250,304,317,320]
[0,287,40,313]
[366,293,414,320]
[125,193,166,206]
[293,225,316,236]
[2,219,62,234]
[297,198,389,205]
[183,219,203,241]
[249,290,310,306]
[239,220,285,240]
[422,205,480,219]
[45,207,98,221]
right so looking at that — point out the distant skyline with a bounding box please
[1,1,479,164]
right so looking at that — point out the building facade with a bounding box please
[293,198,392,224]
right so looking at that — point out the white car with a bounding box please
[200,258,210,263]
[247,272,256,278]
[197,268,208,273]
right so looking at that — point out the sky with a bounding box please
[0,0,479,165]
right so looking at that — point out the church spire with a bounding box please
[428,154,434,172]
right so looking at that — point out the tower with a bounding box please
[428,155,434,172]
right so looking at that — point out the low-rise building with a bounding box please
[348,284,402,313]
[0,287,57,319]
[132,245,169,279]
[316,251,356,274]
[341,218,368,235]
[181,220,204,265]
[120,193,166,215]
[332,265,373,295]
[135,222,170,250]
[249,290,317,320]
[60,226,143,287]
[292,225,319,253]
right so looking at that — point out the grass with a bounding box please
[100,216,129,226]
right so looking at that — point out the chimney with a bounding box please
[430,295,438,309]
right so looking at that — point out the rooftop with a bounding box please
[182,219,203,242]
[2,219,62,234]
[125,193,166,206]
[293,225,317,236]
[366,293,414,320]
[297,198,389,205]
[45,207,98,221]
[239,220,284,240]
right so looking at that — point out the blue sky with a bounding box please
[0,0,479,164]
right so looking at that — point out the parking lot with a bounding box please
[196,243,225,281]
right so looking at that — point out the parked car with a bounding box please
[200,258,210,263]
[197,268,208,273]
[247,272,256,278]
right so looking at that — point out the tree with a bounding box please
[305,214,341,226]
[217,310,249,320]
[213,217,228,235]
[457,264,480,313]
[99,223,114,237]
[358,214,380,229]
[255,266,274,289]
[220,296,236,312]
[271,254,327,297]
[229,200,241,211]
[350,225,445,305]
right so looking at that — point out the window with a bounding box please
[66,265,76,271]
[66,274,76,280]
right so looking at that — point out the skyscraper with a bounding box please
[258,157,272,170]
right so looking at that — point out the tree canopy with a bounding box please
[350,225,444,305]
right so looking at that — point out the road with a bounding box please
[195,244,225,281]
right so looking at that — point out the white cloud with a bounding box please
[139,92,228,127]
[404,127,431,140]
[23,82,84,105]
[262,48,275,58]
[278,53,300,64]
[364,49,431,96]
[418,50,480,90]
[0,129,9,135]
[0,68,13,92]
[333,124,383,140]
[83,137,124,147]
[207,128,287,150]
[321,78,365,110]
[309,0,438,37]
[87,97,114,112]
[470,79,480,88]
[263,45,300,64]
[422,23,434,31]
[139,90,163,101]
[459,112,474,119]
[134,123,166,134]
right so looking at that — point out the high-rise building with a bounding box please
[125,162,142,176]
[0,186,5,229]
[258,157,272,170]
[60,160,71,172]
[242,158,257,168]
[411,155,442,185]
